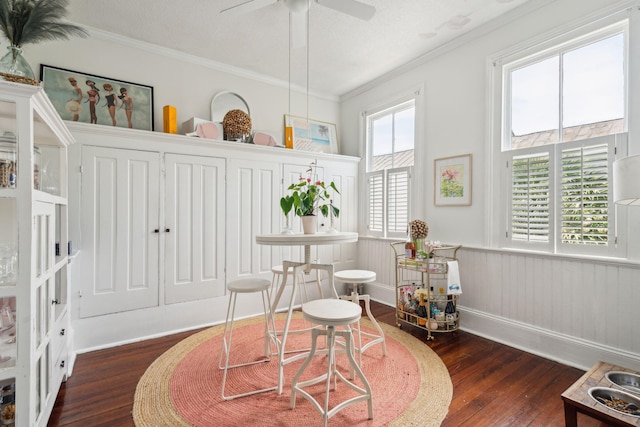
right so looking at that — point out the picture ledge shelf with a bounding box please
[63,121,360,161]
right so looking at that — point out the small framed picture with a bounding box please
[40,64,154,131]
[284,114,338,154]
[434,154,472,206]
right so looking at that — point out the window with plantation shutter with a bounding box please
[495,18,628,257]
[511,153,550,242]
[504,135,622,255]
[365,98,415,237]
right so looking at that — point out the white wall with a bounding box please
[341,0,640,253]
[25,30,340,142]
[19,0,640,370]
[342,0,640,371]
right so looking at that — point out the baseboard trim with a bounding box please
[460,307,640,372]
[365,281,640,372]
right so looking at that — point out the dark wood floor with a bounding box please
[48,302,611,426]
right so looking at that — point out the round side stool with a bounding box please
[335,270,387,361]
[290,298,373,427]
[218,278,279,400]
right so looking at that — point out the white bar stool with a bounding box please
[290,298,373,427]
[270,264,323,306]
[218,278,279,400]
[335,270,387,362]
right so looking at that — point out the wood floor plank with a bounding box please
[48,302,598,426]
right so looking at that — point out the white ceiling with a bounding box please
[67,0,533,97]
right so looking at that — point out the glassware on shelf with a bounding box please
[0,297,16,363]
[0,245,17,285]
[0,137,16,189]
[0,132,40,189]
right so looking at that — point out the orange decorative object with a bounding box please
[163,105,177,134]
[285,126,293,149]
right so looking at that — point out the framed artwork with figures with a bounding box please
[40,64,154,131]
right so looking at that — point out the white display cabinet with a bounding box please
[0,81,74,426]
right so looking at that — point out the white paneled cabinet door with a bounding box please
[165,154,226,304]
[80,146,160,317]
[227,159,280,282]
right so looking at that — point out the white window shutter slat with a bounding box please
[511,154,550,242]
[560,143,609,246]
[368,172,384,233]
[387,168,409,234]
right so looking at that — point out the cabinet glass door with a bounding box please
[0,100,16,191]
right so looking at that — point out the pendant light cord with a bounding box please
[288,0,311,122]
[288,9,292,116]
[306,0,310,121]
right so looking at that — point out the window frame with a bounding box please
[363,94,418,239]
[501,20,628,151]
[490,14,630,258]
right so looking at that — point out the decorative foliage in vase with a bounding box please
[0,0,87,84]
[280,160,340,233]
[409,219,429,256]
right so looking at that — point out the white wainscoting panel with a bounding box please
[357,238,640,371]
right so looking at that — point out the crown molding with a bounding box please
[81,25,340,103]
[340,0,558,102]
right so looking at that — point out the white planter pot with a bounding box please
[301,215,317,234]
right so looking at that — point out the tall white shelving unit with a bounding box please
[0,81,74,426]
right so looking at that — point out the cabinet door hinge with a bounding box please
[79,165,83,173]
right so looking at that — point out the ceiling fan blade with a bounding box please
[220,0,278,16]
[316,0,375,21]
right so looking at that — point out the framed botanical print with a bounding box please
[434,154,472,206]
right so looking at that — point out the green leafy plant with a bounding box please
[283,161,340,218]
[280,194,294,217]
[0,0,88,47]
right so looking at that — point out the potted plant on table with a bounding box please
[280,160,340,234]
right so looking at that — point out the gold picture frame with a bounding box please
[284,114,338,154]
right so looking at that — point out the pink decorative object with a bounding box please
[196,123,219,139]
[253,132,276,146]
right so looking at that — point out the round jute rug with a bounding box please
[133,313,452,427]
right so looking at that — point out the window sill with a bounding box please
[463,244,640,268]
[357,235,640,267]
